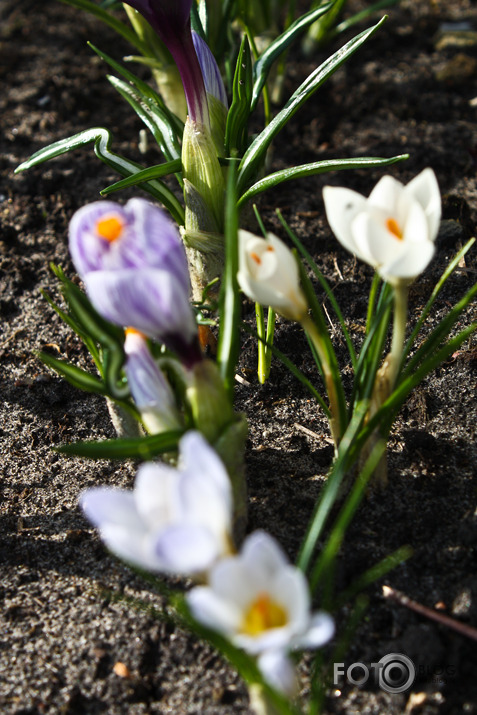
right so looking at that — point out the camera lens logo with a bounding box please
[378,653,416,694]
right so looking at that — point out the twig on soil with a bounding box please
[382,585,477,643]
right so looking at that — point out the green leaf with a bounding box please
[58,0,149,55]
[88,42,183,159]
[237,154,408,208]
[55,429,184,459]
[402,238,476,363]
[217,160,241,399]
[39,352,108,395]
[251,2,334,110]
[225,36,253,157]
[15,127,185,224]
[402,279,477,380]
[277,209,358,370]
[237,16,388,194]
[101,159,182,195]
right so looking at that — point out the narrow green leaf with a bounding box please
[237,154,408,208]
[403,237,475,362]
[251,2,334,110]
[237,16,388,194]
[58,0,149,54]
[39,352,108,395]
[101,159,182,195]
[89,42,183,157]
[402,280,477,379]
[225,36,253,157]
[217,161,241,399]
[55,429,185,459]
[15,127,185,224]
[277,209,358,370]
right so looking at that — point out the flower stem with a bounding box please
[301,315,345,450]
[388,282,409,390]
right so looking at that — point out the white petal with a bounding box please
[272,567,310,632]
[134,462,178,527]
[368,175,404,214]
[241,531,289,584]
[380,240,435,282]
[81,487,143,532]
[352,211,405,269]
[153,524,221,574]
[257,651,298,696]
[401,199,431,244]
[187,585,242,634]
[291,611,335,650]
[405,168,441,241]
[100,523,161,570]
[322,186,368,260]
[208,558,258,608]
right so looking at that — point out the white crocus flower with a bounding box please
[81,431,233,576]
[323,168,441,285]
[187,531,334,689]
[238,230,308,321]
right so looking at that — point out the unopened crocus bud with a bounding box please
[237,230,308,322]
[124,329,182,434]
[182,117,225,234]
[192,31,227,155]
[123,0,210,127]
[323,168,441,286]
[69,198,202,368]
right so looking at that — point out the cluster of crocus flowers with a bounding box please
[81,435,334,695]
[69,197,202,368]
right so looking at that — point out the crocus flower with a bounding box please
[123,0,209,127]
[237,230,308,321]
[81,431,233,575]
[69,198,202,367]
[322,168,441,285]
[124,328,181,434]
[187,530,334,656]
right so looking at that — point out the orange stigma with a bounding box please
[250,252,262,264]
[125,327,146,339]
[386,217,403,240]
[96,215,124,242]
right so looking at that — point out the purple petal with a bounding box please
[192,32,228,108]
[84,267,197,350]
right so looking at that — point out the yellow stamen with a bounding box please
[242,593,287,636]
[96,215,124,242]
[386,217,403,240]
[250,252,262,265]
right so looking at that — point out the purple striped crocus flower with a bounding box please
[69,198,202,367]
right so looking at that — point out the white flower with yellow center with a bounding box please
[323,168,441,285]
[187,531,334,658]
[237,230,308,321]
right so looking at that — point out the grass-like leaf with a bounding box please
[55,429,184,460]
[237,154,408,208]
[237,16,388,195]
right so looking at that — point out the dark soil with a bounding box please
[1,0,476,713]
